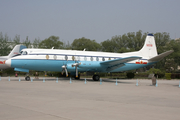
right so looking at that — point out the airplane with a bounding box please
[0,45,26,69]
[5,34,173,81]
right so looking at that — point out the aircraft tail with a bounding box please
[139,33,158,59]
[8,45,26,58]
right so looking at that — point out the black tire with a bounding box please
[93,75,100,81]
[25,76,30,81]
[126,72,135,79]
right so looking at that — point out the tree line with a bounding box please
[0,30,179,72]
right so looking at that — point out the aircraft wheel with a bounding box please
[93,75,100,81]
[25,76,30,81]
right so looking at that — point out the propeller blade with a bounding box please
[61,69,64,75]
[62,65,68,77]
[75,66,78,77]
[65,67,68,77]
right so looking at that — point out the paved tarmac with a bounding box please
[0,77,180,120]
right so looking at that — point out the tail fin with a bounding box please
[8,45,26,58]
[139,33,158,59]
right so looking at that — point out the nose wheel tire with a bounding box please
[25,76,30,81]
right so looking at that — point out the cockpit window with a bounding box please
[22,51,28,55]
[20,51,23,54]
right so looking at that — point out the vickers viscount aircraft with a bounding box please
[6,34,173,81]
[0,45,26,69]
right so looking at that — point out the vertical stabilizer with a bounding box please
[8,45,26,58]
[139,34,158,59]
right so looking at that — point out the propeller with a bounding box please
[72,62,81,78]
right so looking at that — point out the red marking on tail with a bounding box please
[146,44,152,47]
[0,61,5,64]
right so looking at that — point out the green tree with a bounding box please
[39,36,63,49]
[101,39,114,52]
[23,36,31,48]
[0,32,11,56]
[154,32,170,54]
[13,34,21,48]
[63,41,72,49]
[71,37,101,51]
[126,30,147,51]
[164,39,180,70]
[153,32,171,70]
[101,30,146,53]
[33,38,41,48]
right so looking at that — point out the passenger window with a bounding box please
[72,56,75,61]
[102,57,105,61]
[90,57,93,61]
[96,57,99,61]
[78,56,80,61]
[84,56,87,61]
[65,55,68,60]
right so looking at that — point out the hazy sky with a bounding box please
[1,0,180,43]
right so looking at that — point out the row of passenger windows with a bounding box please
[21,51,118,61]
[21,52,117,61]
[64,55,114,61]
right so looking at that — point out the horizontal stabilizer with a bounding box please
[148,50,174,62]
[101,56,142,66]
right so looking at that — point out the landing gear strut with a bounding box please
[74,74,80,79]
[93,75,100,81]
[25,76,30,81]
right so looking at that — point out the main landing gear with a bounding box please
[25,76,30,81]
[93,75,100,81]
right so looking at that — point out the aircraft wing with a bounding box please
[100,56,142,65]
[100,56,142,72]
[148,50,174,62]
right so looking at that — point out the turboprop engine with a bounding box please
[62,62,81,78]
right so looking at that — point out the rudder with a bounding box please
[139,33,158,59]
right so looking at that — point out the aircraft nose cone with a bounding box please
[5,59,11,67]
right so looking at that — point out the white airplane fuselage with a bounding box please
[8,50,153,72]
